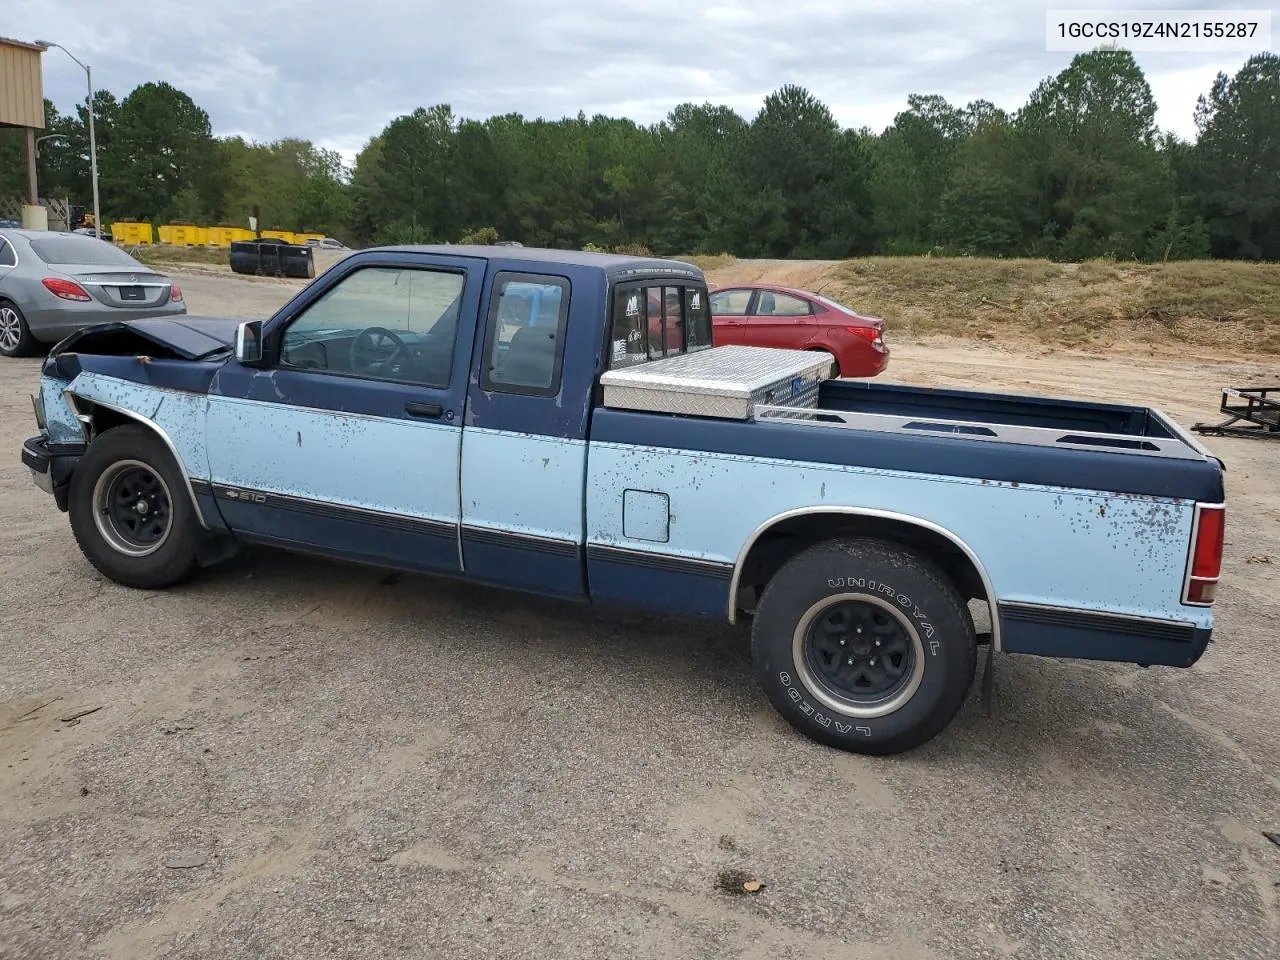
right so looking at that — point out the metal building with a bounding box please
[0,35,46,227]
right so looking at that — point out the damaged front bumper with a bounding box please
[22,434,85,512]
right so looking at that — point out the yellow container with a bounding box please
[205,226,257,247]
[110,221,153,245]
[261,229,297,243]
[294,233,326,245]
[157,224,209,246]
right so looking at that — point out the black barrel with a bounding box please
[229,238,315,279]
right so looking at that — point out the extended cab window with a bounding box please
[609,280,712,369]
[279,266,464,388]
[481,273,570,395]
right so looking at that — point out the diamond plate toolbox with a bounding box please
[599,345,835,420]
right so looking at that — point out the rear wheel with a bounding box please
[67,424,202,589]
[751,537,976,755]
[0,300,37,358]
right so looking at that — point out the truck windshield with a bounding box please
[609,280,713,369]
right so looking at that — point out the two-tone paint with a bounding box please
[27,245,1224,674]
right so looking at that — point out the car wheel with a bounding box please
[67,424,202,589]
[751,537,976,755]
[0,300,37,358]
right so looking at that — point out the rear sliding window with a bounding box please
[609,280,713,369]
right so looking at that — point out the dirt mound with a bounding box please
[700,256,1280,359]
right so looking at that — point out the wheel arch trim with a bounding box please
[727,506,1002,652]
[63,390,210,530]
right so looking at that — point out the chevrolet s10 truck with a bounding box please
[21,246,1227,755]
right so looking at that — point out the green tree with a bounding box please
[869,94,972,252]
[101,82,214,221]
[652,102,749,254]
[1190,52,1280,260]
[1016,48,1169,260]
[736,84,874,258]
[933,107,1029,256]
[353,105,458,243]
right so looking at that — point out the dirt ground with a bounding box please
[1,263,1278,960]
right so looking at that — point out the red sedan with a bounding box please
[709,284,889,378]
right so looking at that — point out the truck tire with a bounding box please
[67,424,202,589]
[751,537,976,755]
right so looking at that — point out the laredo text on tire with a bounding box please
[67,424,202,589]
[750,537,977,755]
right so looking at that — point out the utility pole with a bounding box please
[35,40,101,239]
[86,63,100,239]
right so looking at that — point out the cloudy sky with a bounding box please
[6,0,1272,162]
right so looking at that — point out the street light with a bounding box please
[35,133,67,157]
[35,40,100,240]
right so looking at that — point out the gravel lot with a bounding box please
[2,267,1278,959]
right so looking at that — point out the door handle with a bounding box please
[405,401,443,418]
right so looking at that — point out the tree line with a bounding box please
[1,48,1276,262]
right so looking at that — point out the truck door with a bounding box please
[457,266,598,598]
[204,252,486,574]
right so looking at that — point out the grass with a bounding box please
[803,257,1280,353]
[133,244,231,267]
[676,253,738,272]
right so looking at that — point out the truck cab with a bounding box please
[206,246,715,599]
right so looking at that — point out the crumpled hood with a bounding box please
[51,314,243,361]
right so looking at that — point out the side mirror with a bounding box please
[234,320,263,365]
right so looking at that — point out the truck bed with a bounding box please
[793,379,1219,463]
[819,379,1158,434]
[598,346,1217,465]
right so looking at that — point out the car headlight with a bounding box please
[30,391,46,430]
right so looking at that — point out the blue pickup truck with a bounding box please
[21,246,1227,755]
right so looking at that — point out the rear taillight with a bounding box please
[846,324,886,350]
[169,283,183,302]
[1184,504,1225,605]
[42,277,92,302]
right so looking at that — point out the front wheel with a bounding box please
[67,424,203,589]
[751,537,976,755]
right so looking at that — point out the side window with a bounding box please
[279,266,464,387]
[684,288,712,351]
[0,239,15,267]
[709,288,751,315]
[481,272,570,395]
[755,291,811,317]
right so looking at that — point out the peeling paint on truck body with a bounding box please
[23,244,1225,676]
